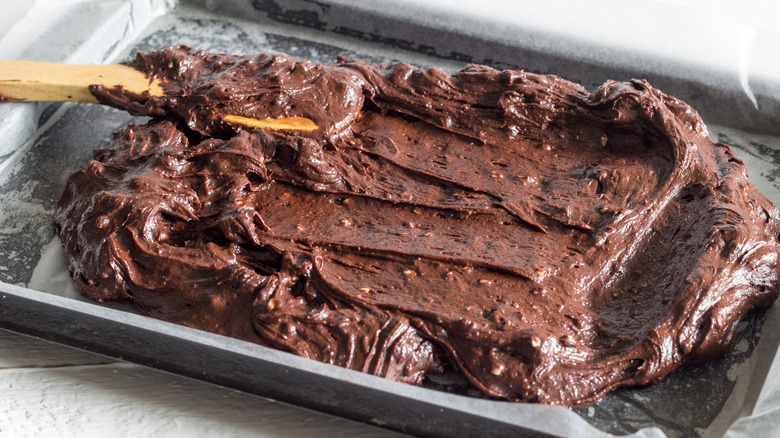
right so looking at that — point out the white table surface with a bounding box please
[0,2,399,437]
[0,330,400,438]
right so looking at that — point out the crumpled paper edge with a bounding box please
[0,0,175,169]
[206,0,780,136]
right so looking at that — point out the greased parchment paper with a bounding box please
[2,1,780,437]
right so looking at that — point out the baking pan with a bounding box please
[1,1,780,436]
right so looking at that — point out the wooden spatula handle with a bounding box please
[0,60,164,103]
[0,60,319,132]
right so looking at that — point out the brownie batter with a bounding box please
[53,46,780,406]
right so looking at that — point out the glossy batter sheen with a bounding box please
[53,46,780,406]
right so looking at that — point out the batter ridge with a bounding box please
[53,46,780,406]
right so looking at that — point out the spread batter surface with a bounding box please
[53,46,780,406]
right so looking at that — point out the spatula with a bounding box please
[0,60,318,132]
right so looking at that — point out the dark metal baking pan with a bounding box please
[1,1,779,436]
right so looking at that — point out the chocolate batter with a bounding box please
[53,46,780,406]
